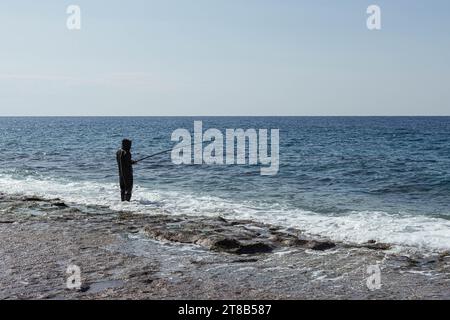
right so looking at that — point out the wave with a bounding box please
[1,173,450,254]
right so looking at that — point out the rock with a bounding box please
[217,216,228,223]
[290,239,310,247]
[211,238,241,251]
[309,241,336,251]
[236,242,273,254]
[142,279,154,284]
[78,284,90,292]
[438,251,450,262]
[55,216,74,222]
[52,202,68,208]
[232,258,259,263]
[195,237,216,248]
[283,238,333,250]
[361,241,391,251]
[24,197,44,202]
[268,235,282,242]
[210,238,272,255]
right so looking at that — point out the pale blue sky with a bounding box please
[0,0,449,116]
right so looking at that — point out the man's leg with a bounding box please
[120,178,126,201]
[125,186,133,202]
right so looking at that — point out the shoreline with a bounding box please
[0,193,449,299]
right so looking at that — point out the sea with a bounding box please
[1,117,449,253]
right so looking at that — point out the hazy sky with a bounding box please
[0,0,449,116]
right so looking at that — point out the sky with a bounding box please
[0,0,449,116]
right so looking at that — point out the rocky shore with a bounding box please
[0,193,449,299]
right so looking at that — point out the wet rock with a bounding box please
[143,216,337,255]
[66,283,90,293]
[365,243,391,250]
[289,239,310,247]
[211,238,241,251]
[142,279,154,284]
[308,241,336,251]
[236,242,273,254]
[217,216,228,223]
[24,197,44,202]
[210,238,273,255]
[52,202,68,208]
[79,284,91,293]
[232,258,259,263]
[361,241,391,251]
[142,220,278,255]
[127,268,157,285]
[118,213,132,220]
[397,256,420,267]
[146,228,200,244]
[439,251,450,260]
[268,235,282,243]
[54,216,74,222]
[279,237,334,250]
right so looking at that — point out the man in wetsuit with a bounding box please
[116,139,136,202]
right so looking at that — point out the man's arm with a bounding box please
[125,152,138,166]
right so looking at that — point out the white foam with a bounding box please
[1,174,450,253]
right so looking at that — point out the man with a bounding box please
[116,139,136,202]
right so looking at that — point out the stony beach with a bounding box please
[0,193,449,300]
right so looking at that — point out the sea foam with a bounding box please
[1,173,450,254]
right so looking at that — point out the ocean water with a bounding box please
[1,117,450,253]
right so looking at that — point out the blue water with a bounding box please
[1,117,450,251]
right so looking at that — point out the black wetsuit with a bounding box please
[116,148,133,202]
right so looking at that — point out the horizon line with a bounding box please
[0,115,450,118]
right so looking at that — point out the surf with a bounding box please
[1,173,450,254]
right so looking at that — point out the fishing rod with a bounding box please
[134,140,208,163]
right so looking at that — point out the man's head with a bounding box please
[122,139,132,152]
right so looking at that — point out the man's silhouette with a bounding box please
[116,139,136,201]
